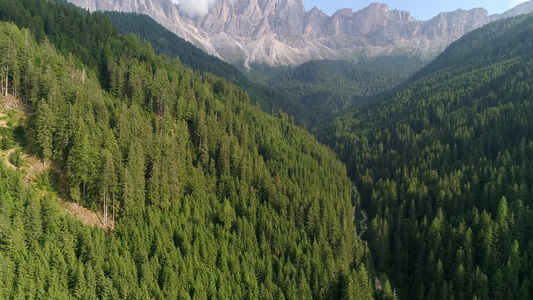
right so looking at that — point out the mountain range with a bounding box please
[67,0,533,67]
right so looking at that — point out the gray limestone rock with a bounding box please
[67,0,533,67]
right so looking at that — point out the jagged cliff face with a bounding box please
[67,0,533,67]
[70,0,181,26]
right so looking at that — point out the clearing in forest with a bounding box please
[1,95,113,231]
[61,201,114,231]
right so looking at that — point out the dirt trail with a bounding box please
[22,156,49,182]
[25,157,114,231]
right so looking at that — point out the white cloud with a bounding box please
[510,0,528,8]
[172,0,217,17]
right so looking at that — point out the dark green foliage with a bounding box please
[323,13,533,299]
[8,149,22,167]
[269,57,426,127]
[105,11,308,126]
[0,0,116,75]
[0,1,372,298]
[1,131,14,150]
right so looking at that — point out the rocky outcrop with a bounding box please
[71,0,181,26]
[67,0,533,67]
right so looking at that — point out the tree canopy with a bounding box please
[322,13,533,299]
[0,0,373,298]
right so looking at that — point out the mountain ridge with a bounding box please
[67,0,533,67]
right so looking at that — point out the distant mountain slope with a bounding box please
[323,13,533,299]
[106,11,245,83]
[492,0,533,20]
[105,11,308,124]
[268,56,426,127]
[411,11,533,82]
[67,0,533,67]
[107,11,424,129]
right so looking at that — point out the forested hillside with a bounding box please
[105,11,309,125]
[323,13,533,299]
[268,57,426,128]
[0,0,309,125]
[105,11,426,130]
[6,0,533,299]
[0,0,374,298]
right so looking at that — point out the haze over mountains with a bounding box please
[68,0,533,67]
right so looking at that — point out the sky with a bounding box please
[304,0,530,20]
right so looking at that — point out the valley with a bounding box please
[0,0,532,299]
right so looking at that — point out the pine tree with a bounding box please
[35,99,54,159]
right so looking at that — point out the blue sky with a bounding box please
[304,0,529,20]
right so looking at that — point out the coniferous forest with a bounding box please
[321,13,533,299]
[104,11,308,127]
[267,57,426,128]
[0,0,533,299]
[0,0,371,298]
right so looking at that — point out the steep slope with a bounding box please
[323,13,533,299]
[104,11,310,125]
[66,0,533,67]
[0,0,373,298]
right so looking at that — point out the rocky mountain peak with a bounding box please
[303,6,328,37]
[422,8,489,39]
[67,0,533,67]
[362,3,389,13]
